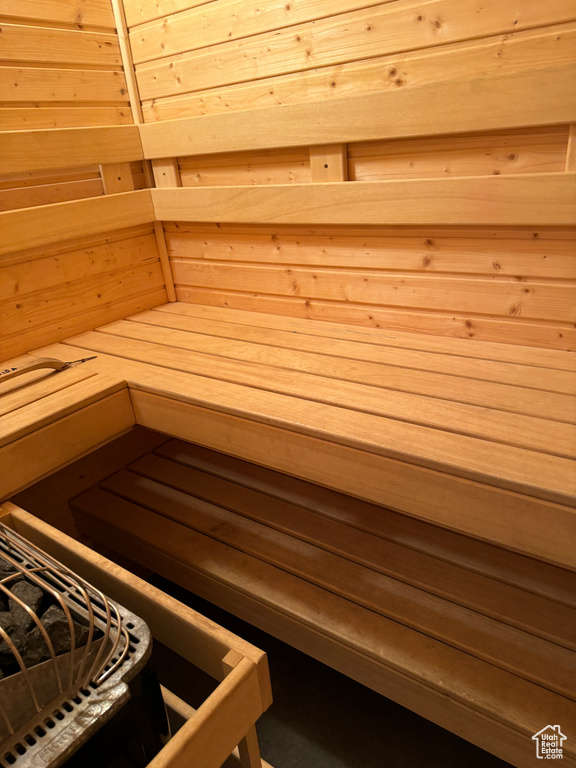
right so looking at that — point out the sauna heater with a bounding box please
[0,524,169,768]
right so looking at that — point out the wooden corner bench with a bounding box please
[2,299,574,766]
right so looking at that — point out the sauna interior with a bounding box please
[1,0,575,765]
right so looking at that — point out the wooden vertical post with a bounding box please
[566,124,576,171]
[100,162,135,194]
[152,158,182,188]
[109,0,177,302]
[309,144,348,182]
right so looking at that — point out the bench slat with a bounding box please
[128,452,576,649]
[156,440,576,609]
[145,303,576,372]
[70,485,576,767]
[56,331,576,504]
[94,320,576,457]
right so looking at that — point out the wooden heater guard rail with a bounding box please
[0,502,273,768]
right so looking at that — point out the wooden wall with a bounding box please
[0,0,167,362]
[123,0,576,350]
[0,0,133,129]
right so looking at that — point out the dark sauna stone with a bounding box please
[9,580,44,631]
[40,605,90,655]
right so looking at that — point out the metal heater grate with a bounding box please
[0,524,164,768]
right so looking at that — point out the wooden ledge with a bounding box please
[151,174,576,227]
[138,64,576,159]
[0,125,143,176]
[0,360,134,500]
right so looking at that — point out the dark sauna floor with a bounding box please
[151,577,513,768]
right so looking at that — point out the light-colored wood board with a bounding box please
[179,149,310,187]
[122,389,576,568]
[0,389,134,500]
[153,302,576,371]
[147,658,265,768]
[1,223,153,267]
[156,439,576,608]
[1,0,116,27]
[0,365,95,417]
[166,227,576,280]
[130,0,398,64]
[0,189,154,256]
[171,260,576,323]
[1,289,167,361]
[98,320,576,451]
[153,158,182,187]
[40,340,576,541]
[0,178,103,211]
[0,67,130,103]
[1,233,159,300]
[62,323,576,436]
[0,24,122,67]
[131,310,576,404]
[1,263,165,346]
[0,165,100,190]
[152,174,576,227]
[0,374,125,448]
[123,0,215,28]
[79,319,576,411]
[70,489,576,742]
[126,454,576,649]
[49,333,576,508]
[134,0,576,99]
[140,22,576,122]
[139,65,576,154]
[348,126,569,180]
[567,123,576,170]
[110,0,146,125]
[100,162,136,194]
[0,106,134,129]
[0,125,142,175]
[174,286,576,351]
[309,144,347,183]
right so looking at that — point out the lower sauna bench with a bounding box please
[57,438,576,768]
[0,502,273,768]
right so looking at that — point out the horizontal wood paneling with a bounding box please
[179,148,310,186]
[130,0,400,65]
[171,262,575,323]
[348,126,569,181]
[0,176,103,211]
[140,22,576,122]
[0,125,142,175]
[0,226,167,360]
[123,0,212,27]
[0,24,122,67]
[134,0,576,101]
[0,0,131,130]
[0,189,154,256]
[139,65,576,156]
[167,225,576,350]
[2,0,116,27]
[0,107,134,130]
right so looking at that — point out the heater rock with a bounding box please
[40,605,91,655]
[8,580,43,631]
